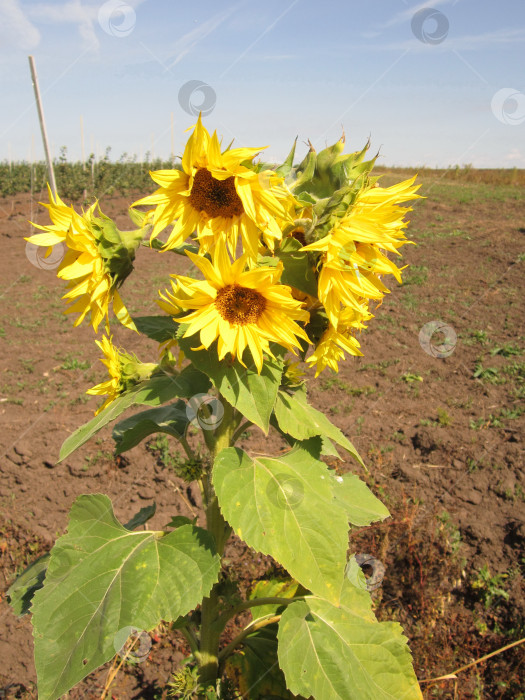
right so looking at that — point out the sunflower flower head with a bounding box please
[301,177,422,326]
[158,242,311,373]
[87,336,159,414]
[26,191,144,333]
[282,361,306,389]
[132,115,297,261]
[306,305,372,376]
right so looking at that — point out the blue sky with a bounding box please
[1,0,524,167]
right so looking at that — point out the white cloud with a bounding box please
[28,0,98,48]
[0,0,40,50]
[23,0,147,51]
[504,148,524,162]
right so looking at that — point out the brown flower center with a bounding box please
[215,284,266,325]
[189,168,244,219]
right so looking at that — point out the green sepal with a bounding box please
[149,238,200,256]
[275,138,297,178]
[127,205,148,228]
[274,237,318,297]
[89,207,144,281]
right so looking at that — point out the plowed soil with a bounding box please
[0,172,524,699]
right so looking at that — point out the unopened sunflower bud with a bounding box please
[87,336,159,414]
[89,209,144,280]
[26,190,144,333]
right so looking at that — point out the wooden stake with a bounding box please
[28,55,57,197]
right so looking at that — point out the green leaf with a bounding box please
[213,445,349,603]
[225,623,299,699]
[166,515,195,529]
[320,436,342,459]
[275,237,318,298]
[274,389,364,467]
[132,315,179,343]
[112,400,189,454]
[331,473,390,527]
[124,503,156,531]
[7,553,50,617]
[248,578,302,620]
[278,586,423,700]
[32,494,220,700]
[59,367,210,462]
[178,338,283,432]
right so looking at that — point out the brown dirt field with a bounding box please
[0,174,524,699]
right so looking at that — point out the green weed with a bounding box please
[470,565,509,609]
[403,265,428,286]
[320,376,375,396]
[401,372,423,383]
[436,511,462,556]
[437,407,452,426]
[473,362,499,382]
[358,359,400,373]
[490,343,522,357]
[60,355,91,371]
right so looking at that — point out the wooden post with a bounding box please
[28,55,57,197]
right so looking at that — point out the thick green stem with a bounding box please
[214,596,304,635]
[197,396,235,691]
[231,419,253,445]
[217,614,282,673]
[178,434,196,461]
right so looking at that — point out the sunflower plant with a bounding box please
[8,116,423,700]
